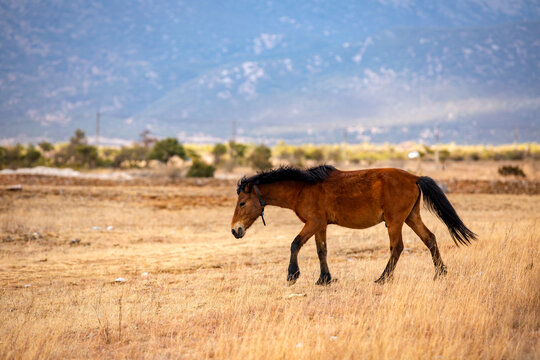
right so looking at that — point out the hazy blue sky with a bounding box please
[1,0,539,145]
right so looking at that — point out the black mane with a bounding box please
[237,165,336,194]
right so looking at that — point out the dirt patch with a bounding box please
[1,173,539,195]
[0,174,237,188]
[442,178,540,195]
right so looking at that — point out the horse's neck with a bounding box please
[259,182,302,210]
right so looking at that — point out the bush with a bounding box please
[249,144,273,170]
[24,144,42,167]
[185,148,201,161]
[52,129,100,168]
[290,148,305,167]
[148,138,186,162]
[186,160,215,177]
[229,141,247,162]
[305,148,324,162]
[3,145,25,169]
[0,147,5,169]
[326,148,343,162]
[498,165,526,178]
[74,144,99,168]
[113,145,149,167]
[439,149,451,162]
[212,143,227,165]
[38,141,54,152]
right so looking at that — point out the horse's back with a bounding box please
[317,168,420,228]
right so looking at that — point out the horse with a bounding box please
[230,165,476,285]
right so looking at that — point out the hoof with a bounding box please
[434,265,448,280]
[315,274,335,286]
[374,274,393,285]
[287,270,300,285]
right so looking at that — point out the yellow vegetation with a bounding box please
[0,181,538,359]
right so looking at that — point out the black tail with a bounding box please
[416,176,477,246]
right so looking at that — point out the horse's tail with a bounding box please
[416,176,477,246]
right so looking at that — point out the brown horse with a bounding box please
[231,165,476,285]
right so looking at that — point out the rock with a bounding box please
[141,272,149,277]
[147,160,163,169]
[91,226,102,231]
[6,184,22,191]
[106,225,114,231]
[70,238,81,245]
[114,277,126,283]
[167,155,185,168]
[284,293,307,299]
[0,167,132,181]
[408,151,420,159]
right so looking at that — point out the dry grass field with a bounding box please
[0,168,539,359]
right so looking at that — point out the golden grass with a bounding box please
[0,184,538,359]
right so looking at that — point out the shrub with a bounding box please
[51,130,100,168]
[0,147,5,169]
[212,143,227,165]
[74,144,99,168]
[38,141,54,152]
[229,141,247,161]
[186,160,215,178]
[305,148,324,162]
[185,148,201,161]
[439,149,451,162]
[326,148,343,162]
[24,144,42,167]
[114,145,149,167]
[291,148,306,167]
[3,145,25,169]
[249,144,273,171]
[498,165,526,178]
[148,138,186,162]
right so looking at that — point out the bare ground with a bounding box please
[0,172,539,359]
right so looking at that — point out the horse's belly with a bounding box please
[334,217,382,229]
[328,202,383,229]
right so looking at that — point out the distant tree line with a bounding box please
[1,129,539,178]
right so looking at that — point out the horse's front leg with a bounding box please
[287,221,322,285]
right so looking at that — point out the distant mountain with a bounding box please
[1,1,539,145]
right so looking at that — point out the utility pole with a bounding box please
[231,120,236,142]
[96,112,100,147]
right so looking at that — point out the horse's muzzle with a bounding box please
[231,227,244,239]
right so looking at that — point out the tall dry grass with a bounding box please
[0,184,538,359]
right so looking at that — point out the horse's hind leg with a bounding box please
[375,223,404,284]
[405,203,447,279]
[315,228,332,285]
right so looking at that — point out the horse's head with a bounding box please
[231,181,264,239]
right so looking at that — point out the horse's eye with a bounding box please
[239,202,246,208]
